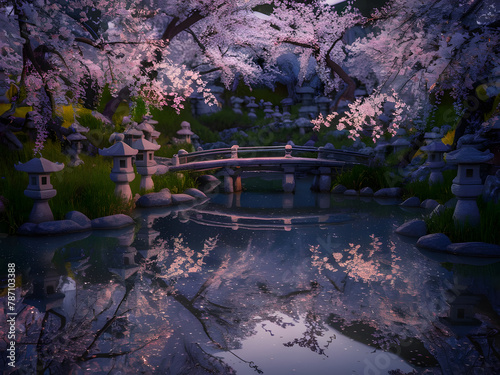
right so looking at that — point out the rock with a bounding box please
[344,189,358,196]
[324,143,335,150]
[430,204,445,217]
[395,219,427,238]
[446,242,500,257]
[136,191,172,208]
[421,199,440,210]
[482,172,500,203]
[91,214,135,229]
[358,147,373,155]
[359,187,374,196]
[35,220,88,235]
[416,233,452,252]
[155,165,168,175]
[303,140,316,147]
[198,175,221,193]
[373,187,402,198]
[400,197,421,207]
[171,194,196,204]
[410,165,430,182]
[65,211,91,229]
[17,222,38,236]
[332,184,347,194]
[184,188,207,199]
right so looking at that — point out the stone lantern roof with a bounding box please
[99,141,138,157]
[392,138,410,146]
[151,130,161,138]
[281,98,294,106]
[142,115,158,125]
[132,137,161,151]
[67,133,87,142]
[69,122,89,133]
[445,147,493,164]
[177,121,194,136]
[15,157,64,173]
[136,122,155,133]
[124,128,143,137]
[421,140,450,153]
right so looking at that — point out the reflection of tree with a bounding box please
[6,224,500,374]
[283,311,335,356]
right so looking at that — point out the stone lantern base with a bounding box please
[451,183,483,226]
[24,188,57,223]
[110,172,135,200]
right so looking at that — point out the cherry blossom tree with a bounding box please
[325,0,500,141]
[0,0,276,154]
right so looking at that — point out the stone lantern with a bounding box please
[445,146,493,226]
[136,122,156,142]
[177,121,194,143]
[66,132,87,166]
[296,86,315,106]
[123,128,143,146]
[281,98,294,113]
[246,97,259,122]
[15,157,64,223]
[272,106,282,123]
[231,97,244,115]
[316,97,331,117]
[132,137,161,191]
[263,102,274,118]
[391,138,410,154]
[99,141,138,200]
[151,130,161,145]
[420,140,450,185]
[424,127,441,145]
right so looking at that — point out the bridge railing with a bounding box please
[171,145,369,166]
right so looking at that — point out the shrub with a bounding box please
[402,169,456,203]
[333,164,400,191]
[199,108,252,131]
[152,171,200,194]
[425,198,500,245]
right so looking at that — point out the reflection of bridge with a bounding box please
[182,205,355,231]
[168,145,369,192]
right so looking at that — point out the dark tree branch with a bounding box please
[162,11,204,42]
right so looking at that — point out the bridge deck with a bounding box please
[167,145,369,173]
[168,156,347,172]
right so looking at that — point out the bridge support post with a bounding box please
[223,174,234,193]
[222,168,242,193]
[282,167,295,193]
[318,167,332,192]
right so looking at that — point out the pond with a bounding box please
[1,177,499,374]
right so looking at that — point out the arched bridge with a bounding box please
[167,145,369,193]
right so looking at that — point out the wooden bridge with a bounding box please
[167,145,369,193]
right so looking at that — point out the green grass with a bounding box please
[385,147,412,167]
[402,169,456,203]
[198,107,253,132]
[333,164,402,191]
[0,139,201,233]
[151,171,200,194]
[425,198,500,245]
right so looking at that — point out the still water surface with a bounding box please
[1,178,499,374]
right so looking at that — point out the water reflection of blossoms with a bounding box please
[3,224,499,374]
